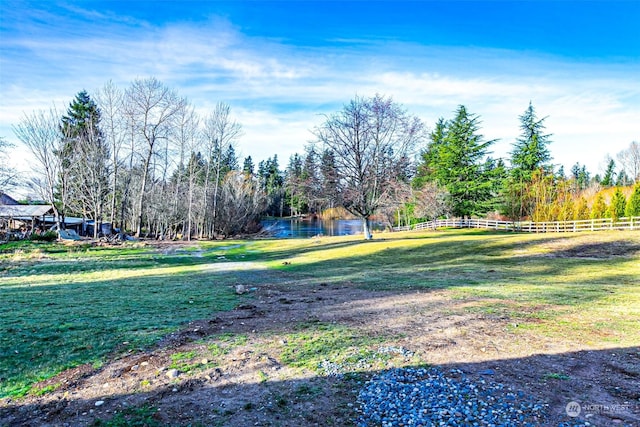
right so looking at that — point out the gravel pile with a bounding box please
[354,366,589,427]
[319,346,415,377]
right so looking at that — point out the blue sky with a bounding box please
[1,1,639,182]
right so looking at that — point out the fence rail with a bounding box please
[393,217,640,233]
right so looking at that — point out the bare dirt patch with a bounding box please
[543,237,640,259]
[2,278,638,427]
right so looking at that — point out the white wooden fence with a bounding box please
[393,217,640,233]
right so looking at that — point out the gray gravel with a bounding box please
[354,366,591,427]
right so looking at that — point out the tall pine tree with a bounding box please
[416,106,498,218]
[600,158,616,187]
[60,90,110,236]
[510,102,552,180]
[503,102,553,220]
[242,156,255,176]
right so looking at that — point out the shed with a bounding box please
[0,204,55,231]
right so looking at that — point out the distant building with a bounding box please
[0,192,114,238]
[0,192,54,235]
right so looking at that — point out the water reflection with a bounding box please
[261,217,383,238]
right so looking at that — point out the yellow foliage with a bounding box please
[320,206,355,220]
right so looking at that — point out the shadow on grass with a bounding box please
[277,233,639,304]
[0,267,269,397]
[1,230,638,402]
[0,229,601,278]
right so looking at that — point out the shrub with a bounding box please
[574,197,590,220]
[590,193,607,219]
[625,184,640,217]
[607,187,627,222]
[29,231,57,242]
[558,199,574,221]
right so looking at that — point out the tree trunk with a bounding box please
[362,216,372,240]
[187,179,194,241]
[135,152,152,238]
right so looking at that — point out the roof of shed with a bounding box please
[0,204,54,217]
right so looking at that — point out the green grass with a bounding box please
[91,405,161,427]
[543,372,571,380]
[271,230,640,345]
[277,321,390,372]
[0,241,251,397]
[1,229,639,398]
[168,350,203,374]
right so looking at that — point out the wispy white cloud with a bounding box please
[1,3,638,176]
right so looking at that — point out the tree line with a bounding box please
[3,77,640,240]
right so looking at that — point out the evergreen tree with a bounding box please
[502,103,553,220]
[319,148,339,210]
[574,197,589,220]
[285,153,304,215]
[510,102,552,181]
[258,155,284,216]
[413,117,447,189]
[608,187,627,221]
[60,90,109,236]
[625,184,640,217]
[600,158,616,186]
[421,106,498,217]
[301,146,321,213]
[483,157,507,213]
[220,144,238,179]
[615,170,630,186]
[570,163,591,191]
[590,193,607,219]
[242,156,254,176]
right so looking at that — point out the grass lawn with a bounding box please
[1,229,638,399]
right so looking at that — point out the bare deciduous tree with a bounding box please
[313,94,424,239]
[96,81,126,227]
[377,179,413,229]
[124,77,185,237]
[61,113,110,238]
[0,137,19,193]
[202,102,242,237]
[216,171,265,237]
[171,102,201,240]
[617,141,640,184]
[60,91,111,238]
[414,182,450,220]
[13,108,64,229]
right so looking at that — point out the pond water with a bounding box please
[261,217,384,238]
